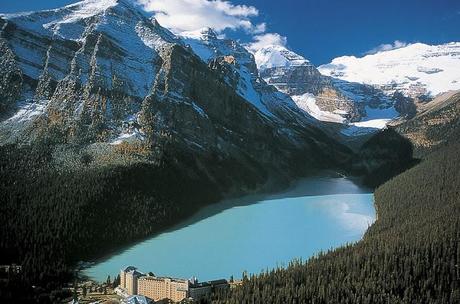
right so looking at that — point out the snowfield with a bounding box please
[318,42,460,97]
[291,93,346,123]
[2,1,458,140]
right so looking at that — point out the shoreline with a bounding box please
[80,172,375,283]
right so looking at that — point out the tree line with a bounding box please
[203,139,460,303]
[0,142,220,303]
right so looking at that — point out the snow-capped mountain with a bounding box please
[180,27,321,126]
[252,42,460,137]
[253,44,310,70]
[252,43,395,135]
[319,42,460,98]
[0,0,350,190]
[257,48,328,96]
[180,27,273,116]
[181,27,255,67]
[1,0,180,99]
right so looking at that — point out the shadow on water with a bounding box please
[175,172,371,230]
[80,171,372,274]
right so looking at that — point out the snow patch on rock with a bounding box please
[291,93,345,123]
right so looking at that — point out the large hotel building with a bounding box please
[119,266,229,302]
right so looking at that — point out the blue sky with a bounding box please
[1,0,459,65]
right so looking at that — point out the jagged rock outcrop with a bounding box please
[251,42,458,139]
[392,91,416,118]
[259,62,364,121]
[259,62,329,95]
[315,88,364,122]
[252,44,385,124]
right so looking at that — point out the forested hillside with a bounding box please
[351,128,418,188]
[206,140,460,304]
[0,143,223,302]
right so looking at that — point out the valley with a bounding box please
[210,136,460,304]
[0,0,459,303]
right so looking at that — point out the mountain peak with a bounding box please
[200,27,218,40]
[0,0,181,98]
[58,0,141,13]
[318,41,460,97]
[63,0,121,12]
[253,44,310,71]
[180,27,219,41]
[2,0,122,20]
[1,0,149,40]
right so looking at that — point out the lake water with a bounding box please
[83,175,375,282]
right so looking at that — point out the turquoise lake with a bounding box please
[83,175,375,282]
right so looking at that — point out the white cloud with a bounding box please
[137,0,263,34]
[366,40,408,55]
[246,33,287,52]
[252,22,267,34]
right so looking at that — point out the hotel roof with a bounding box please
[122,266,137,272]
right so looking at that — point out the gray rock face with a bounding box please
[314,87,365,122]
[260,64,328,96]
[0,0,351,193]
[181,28,323,127]
[254,44,399,126]
[259,60,364,122]
[252,44,366,123]
[392,91,416,119]
[0,0,178,144]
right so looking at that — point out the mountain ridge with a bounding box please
[0,3,354,299]
[251,40,460,139]
[1,1,460,303]
[318,42,460,97]
[0,0,351,196]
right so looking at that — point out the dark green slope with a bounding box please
[207,140,460,304]
[0,143,221,302]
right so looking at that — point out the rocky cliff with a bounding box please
[0,0,351,196]
[253,42,460,140]
[252,44,398,130]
